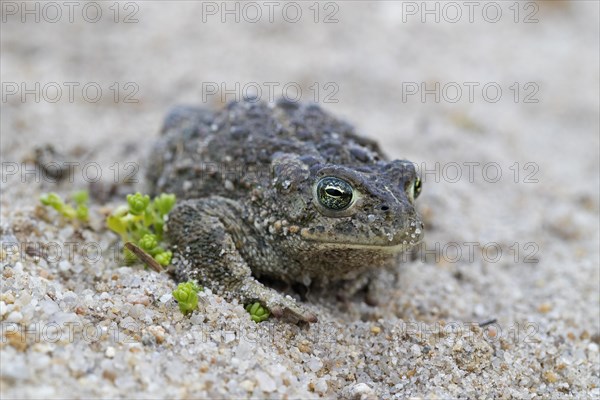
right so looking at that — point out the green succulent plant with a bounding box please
[106,192,176,267]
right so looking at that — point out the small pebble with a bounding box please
[348,382,376,400]
[147,325,166,344]
[411,344,422,356]
[307,357,323,373]
[159,293,172,303]
[255,371,276,393]
[105,347,116,358]
[240,379,255,392]
[58,261,71,272]
[6,311,23,323]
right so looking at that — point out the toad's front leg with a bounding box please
[166,197,317,324]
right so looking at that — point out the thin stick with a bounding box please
[124,242,164,273]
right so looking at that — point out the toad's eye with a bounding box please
[317,177,354,210]
[408,177,422,201]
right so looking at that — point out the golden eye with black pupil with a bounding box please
[317,177,353,211]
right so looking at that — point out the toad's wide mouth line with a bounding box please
[299,227,424,251]
[304,239,423,252]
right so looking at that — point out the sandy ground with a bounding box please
[1,1,599,398]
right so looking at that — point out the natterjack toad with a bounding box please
[148,99,423,323]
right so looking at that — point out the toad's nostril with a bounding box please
[380,205,389,211]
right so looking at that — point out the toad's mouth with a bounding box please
[299,226,424,252]
[309,241,417,253]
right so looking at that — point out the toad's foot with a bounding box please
[168,198,317,324]
[238,278,317,323]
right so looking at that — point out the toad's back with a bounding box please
[147,99,387,200]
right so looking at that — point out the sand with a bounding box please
[1,1,599,398]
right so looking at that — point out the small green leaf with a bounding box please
[153,220,165,241]
[127,193,150,215]
[172,281,202,314]
[75,205,89,221]
[40,192,64,210]
[245,302,270,322]
[154,193,176,216]
[154,251,172,266]
[139,234,158,253]
[71,190,89,206]
[60,205,77,219]
[106,214,128,237]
